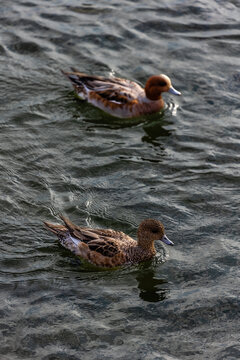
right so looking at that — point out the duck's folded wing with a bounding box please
[90,78,143,104]
[71,229,121,257]
[92,89,137,105]
[87,237,120,257]
[59,216,121,256]
[63,70,143,104]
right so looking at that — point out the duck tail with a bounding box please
[61,69,88,100]
[59,215,77,233]
[44,221,67,236]
[61,69,79,82]
[70,67,80,73]
[61,68,86,78]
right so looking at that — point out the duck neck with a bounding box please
[137,236,156,254]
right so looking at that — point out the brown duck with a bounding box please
[62,69,181,118]
[44,216,174,268]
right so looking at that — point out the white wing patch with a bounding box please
[69,235,81,246]
[110,100,122,104]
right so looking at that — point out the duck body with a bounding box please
[62,69,181,118]
[44,216,174,268]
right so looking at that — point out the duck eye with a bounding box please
[159,81,167,86]
[152,228,159,234]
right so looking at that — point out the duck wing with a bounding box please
[62,69,144,104]
[60,216,121,258]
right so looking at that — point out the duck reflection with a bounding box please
[136,265,169,302]
[142,115,172,146]
[71,97,173,146]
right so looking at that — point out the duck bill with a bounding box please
[161,234,174,246]
[168,86,181,96]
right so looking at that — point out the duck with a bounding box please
[62,68,181,118]
[44,216,174,268]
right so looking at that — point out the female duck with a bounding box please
[44,216,174,268]
[62,69,181,118]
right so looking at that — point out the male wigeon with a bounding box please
[44,216,174,268]
[62,68,181,118]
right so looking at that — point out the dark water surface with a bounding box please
[0,0,240,359]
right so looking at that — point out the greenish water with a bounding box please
[0,0,240,359]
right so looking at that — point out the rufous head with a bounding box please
[145,74,181,101]
[137,219,174,250]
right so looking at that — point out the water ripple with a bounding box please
[0,0,239,359]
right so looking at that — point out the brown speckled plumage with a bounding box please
[62,69,181,118]
[44,216,174,268]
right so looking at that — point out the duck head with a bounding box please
[137,219,174,250]
[145,74,181,101]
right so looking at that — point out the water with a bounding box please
[0,0,240,359]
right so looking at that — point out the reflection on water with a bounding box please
[136,267,168,302]
[70,94,175,147]
[142,115,173,146]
